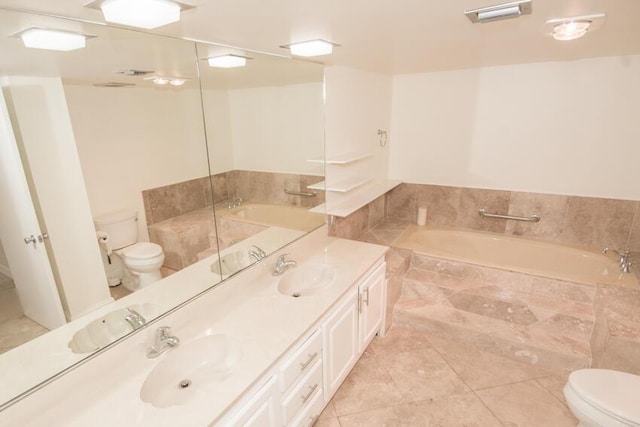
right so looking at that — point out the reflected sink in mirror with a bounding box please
[140,333,243,408]
[68,304,163,354]
[210,250,256,277]
[277,263,336,297]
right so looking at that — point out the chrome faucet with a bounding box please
[124,308,146,330]
[248,245,266,262]
[273,254,296,276]
[603,248,633,273]
[147,326,180,358]
[227,195,243,209]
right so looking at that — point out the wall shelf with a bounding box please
[326,180,401,217]
[307,152,373,165]
[307,177,372,193]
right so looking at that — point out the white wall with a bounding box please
[226,82,324,175]
[201,89,234,174]
[0,237,9,277]
[65,85,210,239]
[324,66,393,212]
[390,55,640,200]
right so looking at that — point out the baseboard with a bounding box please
[0,264,12,278]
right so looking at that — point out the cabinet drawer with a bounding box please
[281,361,323,425]
[280,330,322,392]
[288,385,325,427]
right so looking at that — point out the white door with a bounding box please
[0,89,66,329]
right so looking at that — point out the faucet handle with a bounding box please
[252,245,266,257]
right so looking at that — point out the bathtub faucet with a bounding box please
[603,248,632,273]
[227,195,243,209]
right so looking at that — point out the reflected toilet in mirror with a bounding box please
[95,210,165,292]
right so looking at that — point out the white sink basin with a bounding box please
[211,250,255,276]
[278,263,336,297]
[140,333,243,408]
[68,303,162,354]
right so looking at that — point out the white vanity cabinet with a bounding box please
[323,261,386,400]
[217,258,387,427]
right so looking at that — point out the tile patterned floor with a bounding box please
[318,324,577,426]
[0,273,48,354]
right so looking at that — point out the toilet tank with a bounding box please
[94,210,138,250]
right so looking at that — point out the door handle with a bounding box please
[24,235,37,245]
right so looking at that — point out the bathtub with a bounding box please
[394,225,638,288]
[220,204,325,231]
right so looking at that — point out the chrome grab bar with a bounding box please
[478,209,540,223]
[284,189,316,197]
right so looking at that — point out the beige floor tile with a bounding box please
[476,380,577,427]
[338,392,502,427]
[537,374,571,404]
[369,324,432,356]
[332,351,405,416]
[434,341,554,390]
[382,348,470,402]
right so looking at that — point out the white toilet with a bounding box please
[564,368,640,427]
[95,210,165,292]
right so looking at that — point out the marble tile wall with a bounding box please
[386,183,640,253]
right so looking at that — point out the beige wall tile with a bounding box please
[385,183,418,221]
[505,192,568,240]
[328,204,369,240]
[457,188,510,233]
[416,184,461,227]
[367,195,386,228]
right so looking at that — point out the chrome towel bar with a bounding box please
[284,189,317,197]
[478,209,540,222]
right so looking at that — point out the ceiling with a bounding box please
[0,0,639,75]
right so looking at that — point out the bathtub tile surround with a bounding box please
[386,183,640,253]
[142,170,324,270]
[318,324,576,426]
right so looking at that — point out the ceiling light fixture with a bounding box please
[84,0,194,29]
[465,0,532,23]
[144,76,189,86]
[282,39,338,57]
[12,28,92,51]
[552,20,591,41]
[545,14,605,41]
[206,54,249,68]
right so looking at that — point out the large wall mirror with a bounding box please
[0,8,325,408]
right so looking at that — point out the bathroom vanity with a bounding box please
[0,227,388,426]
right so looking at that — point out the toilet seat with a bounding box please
[121,242,163,260]
[567,369,640,426]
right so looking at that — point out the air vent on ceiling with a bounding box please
[465,0,532,23]
[93,82,136,88]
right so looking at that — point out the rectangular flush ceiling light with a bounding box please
[465,0,532,23]
[11,28,93,51]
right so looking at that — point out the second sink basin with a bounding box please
[140,333,243,408]
[278,263,336,297]
[211,250,254,276]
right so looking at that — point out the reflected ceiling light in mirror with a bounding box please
[86,0,193,29]
[282,39,338,57]
[545,13,605,41]
[143,76,189,86]
[206,54,250,68]
[12,28,92,51]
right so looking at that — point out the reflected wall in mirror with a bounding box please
[0,8,221,407]
[0,7,326,409]
[160,43,326,279]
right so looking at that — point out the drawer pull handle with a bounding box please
[300,383,318,404]
[299,352,318,371]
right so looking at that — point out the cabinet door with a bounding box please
[358,263,386,353]
[217,376,280,427]
[322,289,359,401]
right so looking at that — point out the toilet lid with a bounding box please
[122,242,163,260]
[568,369,640,423]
